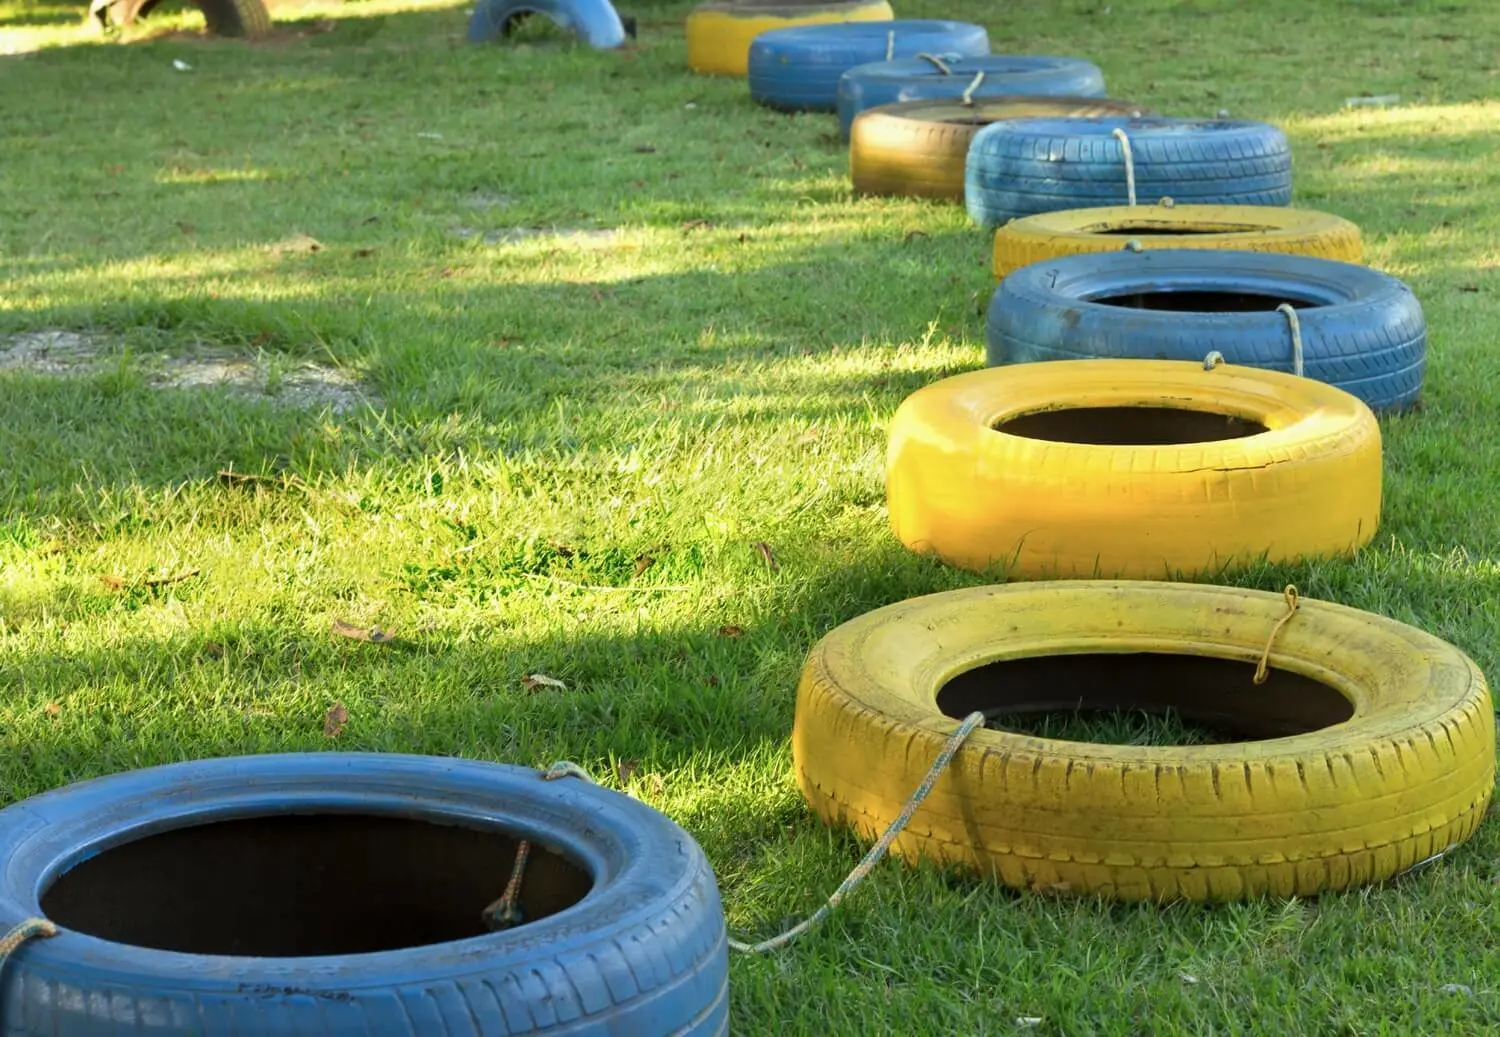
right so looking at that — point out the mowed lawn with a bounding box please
[4,0,1500,1030]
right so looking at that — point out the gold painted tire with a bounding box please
[992,202,1363,279]
[685,0,893,77]
[850,96,1148,202]
[792,581,1496,900]
[885,359,1381,578]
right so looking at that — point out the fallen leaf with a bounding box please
[1459,284,1481,293]
[98,574,128,591]
[716,624,745,638]
[331,619,393,643]
[522,673,567,692]
[615,759,639,784]
[323,701,349,738]
[680,219,713,231]
[353,247,376,258]
[201,641,224,660]
[43,703,61,718]
[633,145,657,154]
[648,773,665,794]
[271,233,323,255]
[753,541,779,571]
[546,540,574,558]
[707,674,720,686]
[903,229,929,244]
[633,555,656,577]
[798,427,819,444]
[250,330,273,347]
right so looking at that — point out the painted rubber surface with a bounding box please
[986,249,1424,413]
[885,358,1381,578]
[965,116,1293,227]
[793,581,1495,900]
[467,0,627,48]
[686,0,893,77]
[835,54,1106,138]
[748,20,990,113]
[197,0,271,36]
[851,96,1147,202]
[992,202,1363,278]
[0,754,728,1036]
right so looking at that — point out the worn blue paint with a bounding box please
[749,20,989,113]
[0,754,728,1035]
[834,55,1106,139]
[987,249,1426,413]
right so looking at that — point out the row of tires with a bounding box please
[2,576,1493,1032]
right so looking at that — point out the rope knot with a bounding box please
[1203,351,1225,370]
[914,52,951,75]
[960,71,985,106]
[1253,584,1300,685]
[1123,239,1143,253]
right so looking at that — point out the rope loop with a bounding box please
[1276,302,1305,377]
[0,918,57,977]
[542,760,596,782]
[914,52,951,74]
[1253,585,1300,685]
[885,29,895,61]
[1203,350,1225,370]
[960,71,985,106]
[1110,127,1137,206]
[728,711,986,955]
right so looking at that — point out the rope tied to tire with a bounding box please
[885,29,894,60]
[1253,584,1301,685]
[1203,350,1225,369]
[1110,127,1137,207]
[0,918,56,977]
[481,840,532,931]
[960,71,985,106]
[533,712,988,955]
[1277,302,1306,377]
[914,52,952,74]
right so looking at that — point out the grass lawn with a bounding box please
[4,0,1500,1030]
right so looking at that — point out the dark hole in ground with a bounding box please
[938,652,1354,744]
[1089,289,1320,312]
[41,814,592,956]
[995,406,1268,445]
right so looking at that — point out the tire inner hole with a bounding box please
[1088,289,1321,311]
[40,815,593,956]
[937,652,1354,745]
[1083,223,1268,235]
[995,405,1268,445]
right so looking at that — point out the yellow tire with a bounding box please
[993,202,1364,279]
[850,97,1148,202]
[685,0,893,77]
[885,359,1381,579]
[792,580,1496,900]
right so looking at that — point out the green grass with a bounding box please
[3,0,1500,1030]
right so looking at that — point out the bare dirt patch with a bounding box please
[0,331,377,413]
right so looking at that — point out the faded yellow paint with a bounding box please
[685,0,892,77]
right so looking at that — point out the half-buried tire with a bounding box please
[851,96,1148,202]
[793,580,1496,900]
[986,248,1425,413]
[885,358,1381,578]
[0,754,728,1035]
[991,202,1363,279]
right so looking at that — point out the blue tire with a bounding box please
[965,116,1293,227]
[748,20,990,113]
[0,754,728,1035]
[835,54,1106,138]
[986,249,1425,414]
[467,0,627,48]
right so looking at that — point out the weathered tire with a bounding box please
[792,581,1496,900]
[965,116,1293,227]
[835,54,1106,138]
[748,20,990,113]
[885,358,1381,578]
[0,754,728,1035]
[197,0,270,37]
[686,0,893,77]
[850,96,1148,202]
[987,248,1425,414]
[992,202,1364,278]
[467,0,627,48]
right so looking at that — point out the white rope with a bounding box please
[1203,351,1225,370]
[1111,127,1137,207]
[960,71,985,106]
[914,52,951,74]
[885,30,895,61]
[1276,302,1305,377]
